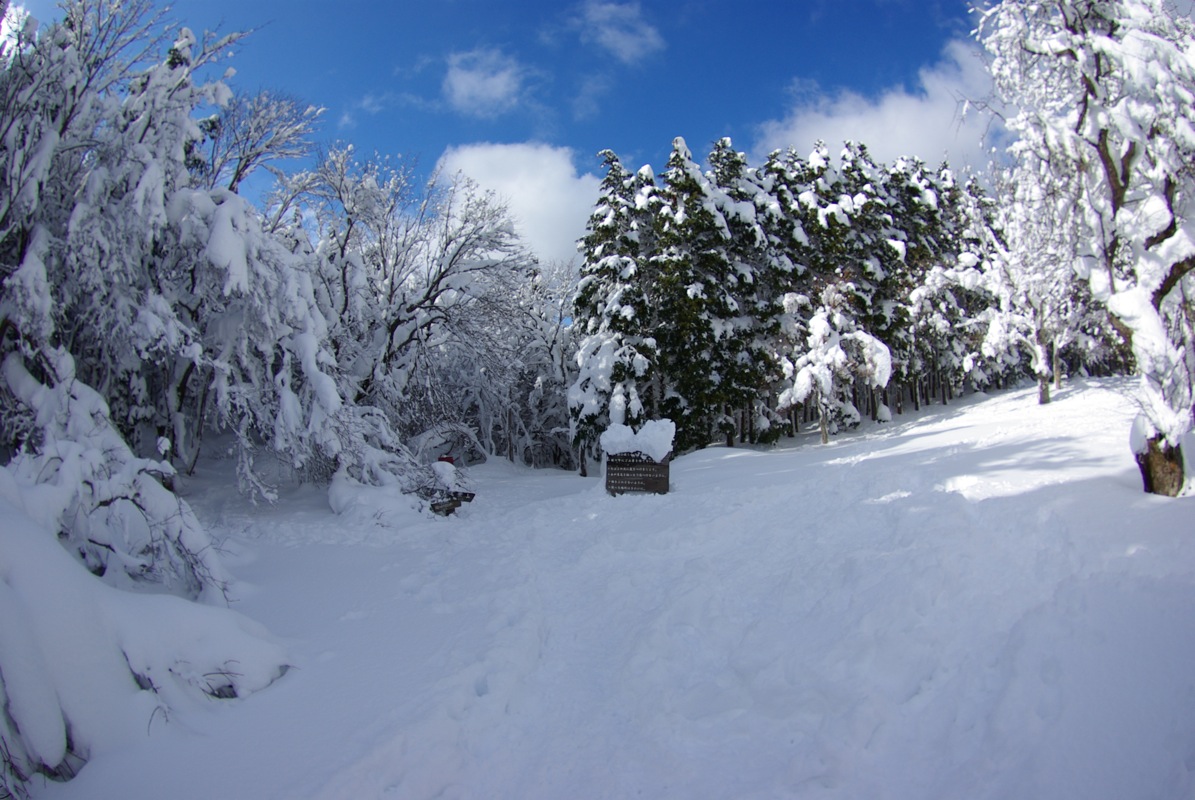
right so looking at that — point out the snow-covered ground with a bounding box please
[37,379,1195,800]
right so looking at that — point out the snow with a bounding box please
[1130,412,1152,455]
[206,195,251,295]
[30,379,1195,800]
[599,418,676,461]
[0,483,289,783]
[294,330,343,414]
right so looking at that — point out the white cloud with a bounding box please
[337,92,390,130]
[755,40,1006,172]
[358,93,385,114]
[443,48,528,118]
[572,74,612,121]
[437,143,602,266]
[577,1,665,65]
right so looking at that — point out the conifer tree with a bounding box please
[906,176,997,407]
[706,138,787,443]
[570,150,663,468]
[882,156,964,405]
[654,137,748,451]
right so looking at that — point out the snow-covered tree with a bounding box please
[907,260,992,401]
[834,143,897,332]
[0,3,290,793]
[570,151,663,470]
[0,0,353,500]
[572,134,1039,449]
[284,147,538,488]
[979,0,1195,495]
[881,156,963,401]
[757,142,907,421]
[903,174,994,407]
[573,139,789,457]
[777,290,893,444]
[191,88,323,193]
[0,0,264,549]
[445,259,578,468]
[977,163,1090,404]
[706,137,788,444]
[654,136,773,451]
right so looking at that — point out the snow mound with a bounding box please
[600,419,676,461]
[0,491,289,792]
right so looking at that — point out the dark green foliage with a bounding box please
[570,151,664,461]
[571,134,992,456]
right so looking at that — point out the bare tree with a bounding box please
[981,0,1195,495]
[193,88,323,192]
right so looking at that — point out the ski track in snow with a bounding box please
[37,379,1195,800]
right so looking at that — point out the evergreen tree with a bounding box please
[654,136,763,451]
[880,155,955,400]
[907,176,998,407]
[706,138,787,444]
[570,150,663,469]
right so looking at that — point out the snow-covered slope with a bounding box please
[38,379,1195,800]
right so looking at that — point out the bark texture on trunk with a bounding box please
[1135,436,1185,497]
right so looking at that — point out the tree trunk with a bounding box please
[1053,340,1062,392]
[1135,436,1185,497]
[506,409,515,462]
[818,396,830,445]
[1038,374,1051,405]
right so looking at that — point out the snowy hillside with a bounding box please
[38,379,1195,800]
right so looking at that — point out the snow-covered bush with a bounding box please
[2,350,229,600]
[0,479,288,796]
[0,348,289,797]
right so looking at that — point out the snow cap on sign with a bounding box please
[600,418,676,462]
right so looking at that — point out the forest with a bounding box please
[1,0,1193,795]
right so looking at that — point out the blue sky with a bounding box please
[17,0,1000,264]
